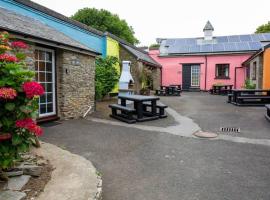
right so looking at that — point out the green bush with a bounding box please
[243,79,256,89]
[95,56,119,100]
[0,32,44,171]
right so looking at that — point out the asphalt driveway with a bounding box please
[41,117,270,200]
[160,92,270,140]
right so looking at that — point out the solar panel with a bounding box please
[216,36,228,43]
[200,44,212,52]
[189,45,200,53]
[224,43,237,51]
[239,35,252,42]
[186,39,196,45]
[251,34,264,42]
[236,42,250,51]
[262,33,270,41]
[228,35,240,43]
[249,42,262,50]
[212,43,225,52]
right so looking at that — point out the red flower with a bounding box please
[0,53,18,62]
[11,41,28,49]
[27,124,43,136]
[15,118,35,128]
[0,87,17,100]
[22,82,44,99]
[15,118,43,136]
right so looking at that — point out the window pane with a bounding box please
[45,52,52,62]
[39,104,46,114]
[35,61,39,71]
[39,51,45,61]
[35,50,39,60]
[39,62,46,71]
[40,94,46,103]
[47,103,53,113]
[47,93,53,103]
[39,72,46,82]
[46,63,52,72]
[46,73,52,82]
[46,83,52,92]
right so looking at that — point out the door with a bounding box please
[34,48,56,118]
[191,65,200,87]
[182,64,200,90]
[182,65,191,90]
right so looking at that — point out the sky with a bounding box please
[32,0,270,46]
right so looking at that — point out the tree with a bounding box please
[255,21,270,33]
[71,8,139,45]
[95,56,119,100]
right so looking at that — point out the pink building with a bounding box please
[149,21,270,91]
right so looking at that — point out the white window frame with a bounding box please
[191,65,200,87]
[35,47,56,118]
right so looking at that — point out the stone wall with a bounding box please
[22,42,95,120]
[119,46,161,93]
[56,50,95,119]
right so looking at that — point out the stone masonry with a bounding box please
[57,50,95,119]
[120,46,161,93]
[22,42,95,120]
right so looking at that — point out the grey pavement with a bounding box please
[41,117,270,200]
[160,92,270,140]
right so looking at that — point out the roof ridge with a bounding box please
[162,32,270,41]
[14,0,104,36]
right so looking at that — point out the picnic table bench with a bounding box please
[228,89,270,106]
[210,85,233,95]
[109,104,136,124]
[143,101,168,118]
[156,85,181,96]
[265,105,270,122]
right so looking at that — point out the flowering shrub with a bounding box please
[0,31,44,170]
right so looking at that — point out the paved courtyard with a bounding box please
[41,92,270,200]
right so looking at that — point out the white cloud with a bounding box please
[33,0,270,46]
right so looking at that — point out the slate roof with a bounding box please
[105,32,161,67]
[0,8,99,54]
[14,0,104,36]
[159,33,270,55]
[203,21,214,31]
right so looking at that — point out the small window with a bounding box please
[252,62,257,80]
[216,64,230,79]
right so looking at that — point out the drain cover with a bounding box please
[193,131,218,138]
[220,127,240,133]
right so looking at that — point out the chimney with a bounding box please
[203,21,214,40]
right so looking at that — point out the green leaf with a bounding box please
[12,134,23,146]
[5,103,15,111]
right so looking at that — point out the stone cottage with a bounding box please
[0,8,99,122]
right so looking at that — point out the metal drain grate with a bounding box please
[220,127,240,133]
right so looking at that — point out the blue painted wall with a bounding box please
[0,0,106,56]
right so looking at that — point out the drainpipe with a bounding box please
[235,66,243,89]
[204,55,208,91]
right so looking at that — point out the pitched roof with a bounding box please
[159,33,270,55]
[203,21,214,31]
[105,32,161,67]
[14,0,103,36]
[0,7,99,55]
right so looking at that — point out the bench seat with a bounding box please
[109,104,136,123]
[237,96,270,99]
[143,102,168,118]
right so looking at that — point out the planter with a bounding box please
[0,133,12,141]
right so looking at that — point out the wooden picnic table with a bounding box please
[210,84,233,95]
[156,85,181,96]
[228,89,270,106]
[118,94,160,122]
